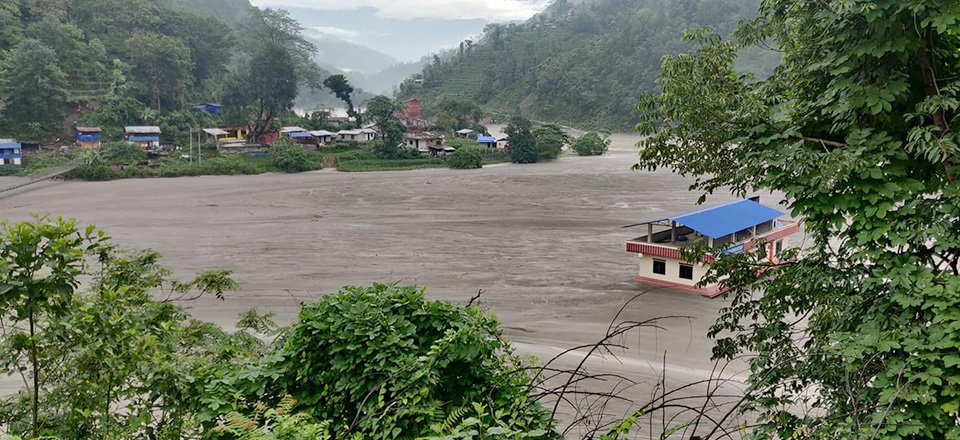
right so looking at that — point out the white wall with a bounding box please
[636,254,712,288]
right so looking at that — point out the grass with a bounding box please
[336,158,447,172]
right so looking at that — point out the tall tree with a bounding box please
[631,0,960,438]
[223,42,298,142]
[365,95,405,158]
[505,115,538,164]
[323,74,361,128]
[531,123,568,160]
[0,39,69,127]
[125,32,194,112]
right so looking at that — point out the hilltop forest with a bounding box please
[399,0,780,130]
[0,0,350,143]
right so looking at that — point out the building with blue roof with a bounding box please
[0,139,22,168]
[477,135,497,148]
[625,197,800,297]
[74,126,102,150]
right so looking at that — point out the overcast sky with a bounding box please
[249,0,546,21]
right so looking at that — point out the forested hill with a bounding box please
[0,0,346,142]
[398,0,778,130]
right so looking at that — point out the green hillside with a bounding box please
[0,0,338,142]
[399,0,779,130]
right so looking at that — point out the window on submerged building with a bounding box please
[653,259,666,275]
[679,264,694,280]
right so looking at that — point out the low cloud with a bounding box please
[307,26,362,41]
[249,0,544,21]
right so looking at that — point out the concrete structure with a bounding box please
[124,126,161,150]
[626,198,800,297]
[74,126,102,150]
[456,129,476,138]
[396,98,426,132]
[0,139,22,168]
[477,135,497,148]
[338,129,376,144]
[360,128,377,142]
[497,136,510,149]
[309,130,334,144]
[405,132,443,153]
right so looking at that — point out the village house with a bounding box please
[625,198,800,297]
[124,126,162,150]
[281,126,318,148]
[0,138,22,168]
[338,128,376,144]
[477,135,497,148]
[204,127,258,153]
[309,130,334,145]
[396,98,426,132]
[497,136,510,149]
[74,126,102,150]
[360,128,377,142]
[405,132,443,153]
[456,129,476,139]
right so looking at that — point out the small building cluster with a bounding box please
[625,198,800,297]
[124,126,162,150]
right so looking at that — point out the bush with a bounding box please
[71,164,119,181]
[448,146,483,169]
[200,284,557,438]
[571,132,610,156]
[272,143,320,173]
[101,141,147,165]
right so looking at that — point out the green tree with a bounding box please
[365,95,405,158]
[571,132,609,156]
[433,97,483,132]
[0,216,104,438]
[0,39,69,127]
[630,0,960,438]
[506,115,538,163]
[323,74,360,128]
[448,146,483,169]
[531,122,568,160]
[125,32,194,112]
[223,42,298,142]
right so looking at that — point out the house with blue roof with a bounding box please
[0,139,23,169]
[124,126,162,150]
[74,126,102,150]
[477,135,496,148]
[625,197,800,297]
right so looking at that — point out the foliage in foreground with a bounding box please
[631,0,960,438]
[0,217,555,439]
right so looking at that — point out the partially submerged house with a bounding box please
[477,135,497,148]
[124,126,162,150]
[74,126,102,150]
[0,139,22,168]
[625,198,800,297]
[405,132,443,153]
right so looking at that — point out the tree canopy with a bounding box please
[632,0,960,438]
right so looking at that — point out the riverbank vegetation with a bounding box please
[0,217,556,439]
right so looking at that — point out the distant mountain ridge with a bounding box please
[398,0,779,130]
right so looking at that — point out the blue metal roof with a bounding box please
[288,132,312,138]
[128,136,159,142]
[477,135,496,143]
[672,199,784,239]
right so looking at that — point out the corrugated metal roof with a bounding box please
[309,130,333,137]
[0,138,19,146]
[203,128,228,136]
[288,132,312,138]
[338,129,361,135]
[125,126,161,134]
[671,199,784,239]
[477,135,496,143]
[457,129,476,134]
[75,126,102,132]
[127,136,160,142]
[281,126,307,133]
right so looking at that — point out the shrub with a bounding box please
[448,146,483,169]
[205,284,557,438]
[335,158,446,172]
[571,132,610,156]
[532,123,569,160]
[101,141,147,165]
[71,164,119,181]
[272,143,319,173]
